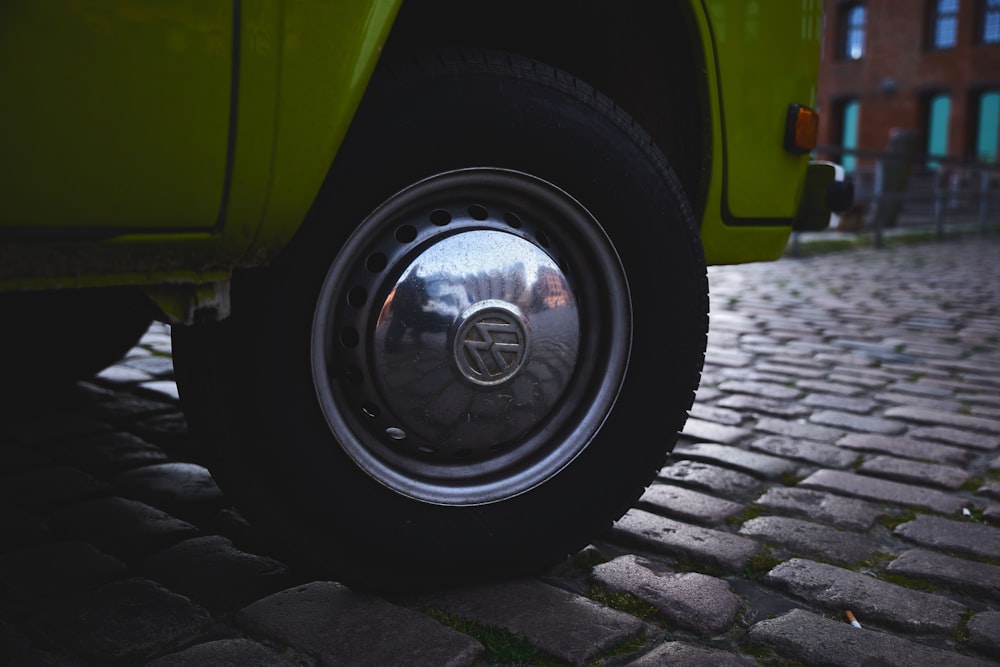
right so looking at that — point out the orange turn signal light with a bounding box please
[785,104,819,154]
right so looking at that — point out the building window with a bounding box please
[930,0,960,49]
[926,94,951,167]
[975,91,1000,162]
[981,0,1000,42]
[838,100,861,173]
[839,4,866,59]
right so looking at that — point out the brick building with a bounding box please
[817,0,1000,173]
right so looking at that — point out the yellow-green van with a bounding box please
[0,1,832,588]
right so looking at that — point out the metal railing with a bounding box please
[812,143,1000,248]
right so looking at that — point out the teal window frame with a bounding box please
[927,94,951,168]
[975,91,999,162]
[841,100,860,173]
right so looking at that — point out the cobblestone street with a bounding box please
[2,236,1000,666]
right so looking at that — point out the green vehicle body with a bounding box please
[0,0,823,313]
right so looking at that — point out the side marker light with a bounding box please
[785,104,819,154]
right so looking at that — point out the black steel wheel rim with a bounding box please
[311,168,631,505]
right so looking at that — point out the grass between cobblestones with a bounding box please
[963,505,987,522]
[960,476,984,492]
[874,508,919,531]
[778,471,805,486]
[879,571,944,594]
[420,607,563,666]
[593,631,651,663]
[961,551,1000,567]
[954,610,976,644]
[741,548,783,582]
[854,551,894,572]
[725,505,767,527]
[423,603,652,666]
[587,587,660,621]
[569,546,613,571]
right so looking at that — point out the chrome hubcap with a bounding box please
[311,168,629,505]
[369,230,579,456]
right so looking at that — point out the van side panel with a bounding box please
[697,0,823,264]
[0,1,233,232]
[0,0,401,288]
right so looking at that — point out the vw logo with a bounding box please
[453,301,528,386]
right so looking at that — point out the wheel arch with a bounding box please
[381,0,713,220]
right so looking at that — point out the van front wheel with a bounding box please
[171,50,708,589]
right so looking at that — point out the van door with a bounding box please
[0,1,234,235]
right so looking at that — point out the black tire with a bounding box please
[172,50,708,589]
[0,288,153,393]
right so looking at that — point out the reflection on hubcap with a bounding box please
[371,230,578,453]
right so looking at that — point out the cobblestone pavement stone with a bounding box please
[2,236,1000,666]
